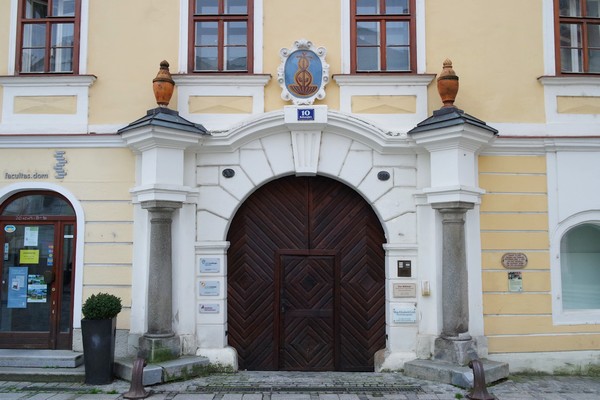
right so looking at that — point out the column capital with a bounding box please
[431,201,474,213]
[141,200,183,211]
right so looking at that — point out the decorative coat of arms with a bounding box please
[278,39,329,105]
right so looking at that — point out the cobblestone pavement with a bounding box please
[0,371,598,399]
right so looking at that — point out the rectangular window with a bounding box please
[17,0,80,74]
[189,0,253,73]
[351,0,415,73]
[556,0,600,73]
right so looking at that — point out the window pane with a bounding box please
[587,0,600,17]
[52,0,75,16]
[23,23,46,47]
[225,46,247,70]
[560,0,582,16]
[25,0,48,19]
[386,47,409,70]
[386,0,409,14]
[21,48,45,72]
[589,49,600,71]
[561,47,583,71]
[1,194,74,216]
[51,23,74,47]
[357,47,380,70]
[560,224,600,310]
[196,21,218,45]
[387,21,409,45]
[560,23,582,47]
[225,21,247,45]
[357,0,379,15]
[588,23,600,47]
[196,0,219,14]
[225,0,247,14]
[357,21,380,45]
[195,47,218,70]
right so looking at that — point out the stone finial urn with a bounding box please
[437,59,459,108]
[153,60,175,107]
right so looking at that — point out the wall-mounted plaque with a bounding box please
[199,258,220,273]
[397,260,412,277]
[393,283,416,298]
[199,304,220,313]
[508,271,523,292]
[501,253,528,269]
[392,304,417,323]
[199,281,220,296]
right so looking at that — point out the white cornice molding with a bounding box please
[482,136,600,154]
[0,134,125,148]
[538,76,600,86]
[0,75,97,87]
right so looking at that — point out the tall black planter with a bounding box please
[81,317,117,384]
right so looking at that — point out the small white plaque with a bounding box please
[199,304,220,313]
[393,283,416,298]
[393,304,417,324]
[199,281,220,296]
[199,258,220,273]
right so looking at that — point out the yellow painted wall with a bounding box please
[0,148,135,329]
[263,0,341,112]
[479,155,600,353]
[87,0,180,124]
[0,0,9,76]
[426,1,545,122]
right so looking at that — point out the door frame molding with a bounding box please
[0,183,85,329]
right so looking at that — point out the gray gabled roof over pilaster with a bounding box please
[118,107,208,135]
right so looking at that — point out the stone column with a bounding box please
[432,201,477,365]
[139,200,182,362]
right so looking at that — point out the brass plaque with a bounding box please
[501,253,528,269]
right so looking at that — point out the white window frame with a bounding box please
[551,212,600,325]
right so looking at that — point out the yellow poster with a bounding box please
[20,249,40,264]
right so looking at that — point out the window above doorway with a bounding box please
[351,0,416,73]
[188,0,253,73]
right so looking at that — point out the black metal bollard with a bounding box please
[467,359,497,400]
[123,357,150,399]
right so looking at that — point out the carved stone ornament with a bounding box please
[278,39,329,105]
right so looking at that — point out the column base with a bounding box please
[433,336,478,366]
[138,335,181,363]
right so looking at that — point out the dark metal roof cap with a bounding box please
[118,107,208,135]
[408,106,498,135]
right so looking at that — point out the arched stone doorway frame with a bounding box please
[0,183,85,332]
[193,109,426,370]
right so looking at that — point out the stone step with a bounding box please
[114,356,211,385]
[0,365,85,382]
[0,349,83,368]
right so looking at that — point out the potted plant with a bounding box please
[81,292,122,384]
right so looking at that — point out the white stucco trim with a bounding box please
[0,183,86,328]
[542,0,556,76]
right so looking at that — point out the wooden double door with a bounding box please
[227,176,386,371]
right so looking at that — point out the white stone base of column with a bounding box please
[196,346,239,370]
[374,349,418,371]
[433,337,478,366]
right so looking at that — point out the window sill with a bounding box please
[0,75,96,134]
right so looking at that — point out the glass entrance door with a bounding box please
[0,192,76,349]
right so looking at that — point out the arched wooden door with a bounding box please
[227,176,386,371]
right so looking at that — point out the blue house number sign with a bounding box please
[297,108,314,121]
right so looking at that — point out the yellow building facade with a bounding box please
[0,0,598,376]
